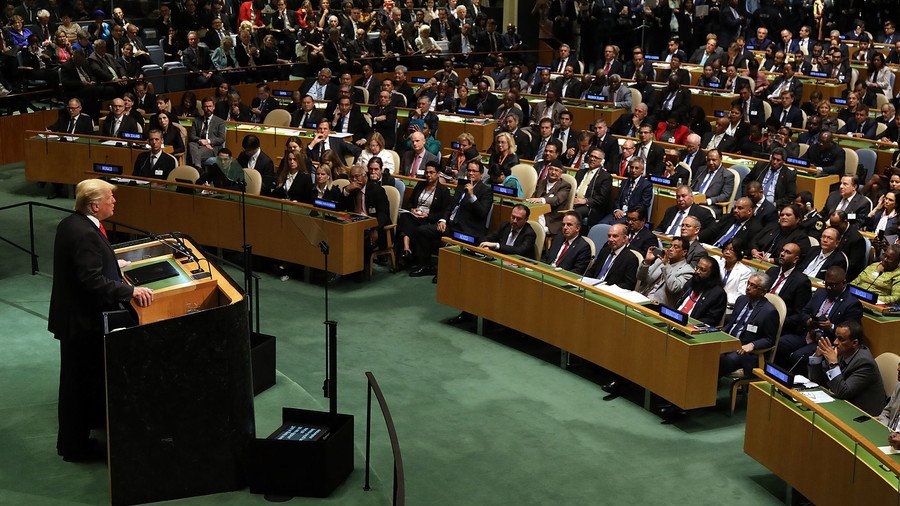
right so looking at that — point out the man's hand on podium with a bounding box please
[132,287,153,307]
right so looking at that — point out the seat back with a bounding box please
[808,235,819,247]
[167,165,200,183]
[385,149,401,174]
[263,109,292,126]
[162,62,187,92]
[242,168,263,195]
[383,185,401,225]
[146,44,164,66]
[354,85,369,104]
[762,101,772,122]
[393,178,405,199]
[876,122,888,137]
[511,163,538,198]
[587,223,610,255]
[559,173,578,211]
[723,167,740,205]
[875,352,900,397]
[856,148,877,183]
[762,293,787,362]
[582,236,596,260]
[141,64,165,94]
[333,179,350,190]
[629,88,641,112]
[527,219,546,260]
[843,147,859,176]
[798,143,809,157]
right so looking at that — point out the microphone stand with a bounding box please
[320,240,338,415]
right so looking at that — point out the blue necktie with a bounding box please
[598,252,615,281]
[666,210,686,236]
[715,223,742,248]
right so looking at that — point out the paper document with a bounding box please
[592,283,653,304]
[578,276,603,286]
[329,132,353,139]
[800,391,835,404]
[101,140,124,146]
[793,375,818,389]
[878,446,900,455]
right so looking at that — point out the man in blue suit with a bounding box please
[598,158,653,225]
[719,272,780,376]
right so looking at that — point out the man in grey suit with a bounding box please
[188,97,227,169]
[600,75,632,111]
[527,160,572,237]
[691,149,734,207]
[637,236,694,306]
[808,321,887,416]
[879,360,900,446]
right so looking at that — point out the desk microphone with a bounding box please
[786,354,807,378]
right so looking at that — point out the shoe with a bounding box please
[409,266,436,277]
[401,249,412,259]
[601,380,620,401]
[432,275,437,284]
[657,404,687,422]
[280,275,290,282]
[447,312,474,324]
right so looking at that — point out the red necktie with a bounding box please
[574,153,583,169]
[554,240,570,266]
[619,160,627,177]
[99,223,108,239]
[680,291,699,314]
[771,273,786,293]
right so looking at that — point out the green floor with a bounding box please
[0,163,786,505]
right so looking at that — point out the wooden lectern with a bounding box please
[103,235,255,505]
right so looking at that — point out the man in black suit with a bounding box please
[803,131,846,177]
[626,207,658,256]
[799,227,848,279]
[289,94,324,129]
[766,64,804,102]
[745,181,778,227]
[827,210,868,280]
[369,90,399,149]
[589,119,619,169]
[237,134,276,196]
[355,64,382,104]
[658,54,691,85]
[204,18,231,50]
[635,124,666,177]
[250,83,281,124]
[700,197,760,255]
[542,211,592,274]
[330,96,370,145]
[652,76,691,122]
[600,157,653,225]
[775,266,863,368]
[430,7,458,42]
[479,204,538,259]
[555,64,582,99]
[215,91,253,122]
[410,160,493,278]
[737,86,766,126]
[655,185,715,234]
[305,119,362,163]
[585,223,638,290]
[101,98,140,138]
[550,43,577,73]
[751,203,812,262]
[673,256,727,327]
[182,31,220,88]
[470,79,500,116]
[341,165,390,280]
[766,242,812,335]
[821,175,871,220]
[572,147,612,227]
[719,272,779,376]
[49,98,95,134]
[555,111,580,159]
[680,134,707,181]
[610,103,652,138]
[700,117,736,153]
[745,148,797,206]
[770,90,804,129]
[808,321,886,416]
[838,105,879,140]
[50,179,153,461]
[133,129,177,180]
[132,82,157,116]
[530,118,563,162]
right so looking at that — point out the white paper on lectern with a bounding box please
[800,391,835,404]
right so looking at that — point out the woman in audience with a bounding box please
[751,203,811,262]
[356,132,396,175]
[155,111,185,155]
[454,84,472,113]
[488,132,519,173]
[397,161,451,262]
[866,53,893,97]
[213,36,239,71]
[686,105,712,138]
[322,149,349,179]
[258,34,291,81]
[795,191,822,236]
[162,26,182,62]
[655,113,690,145]
[273,148,314,202]
[443,132,479,180]
[816,101,839,133]
[284,136,303,154]
[122,93,145,126]
[488,164,523,197]
[7,15,32,47]
[868,190,900,255]
[172,91,199,118]
[716,239,753,309]
[308,162,342,202]
[53,31,73,64]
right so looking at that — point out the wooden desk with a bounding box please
[744,381,900,506]
[436,245,737,410]
[110,182,376,275]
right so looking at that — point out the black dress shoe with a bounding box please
[601,380,620,401]
[447,312,474,324]
[657,405,687,422]
[409,266,436,277]
[432,274,438,284]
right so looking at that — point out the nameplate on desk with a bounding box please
[456,108,477,116]
[808,71,828,78]
[271,89,292,97]
[764,362,795,388]
[121,132,143,140]
[535,65,550,72]
[705,82,722,89]
[786,157,809,167]
[714,110,726,118]
[94,163,123,175]
[649,175,675,186]
[645,54,660,61]
[848,284,878,304]
[659,305,688,326]
[313,198,338,210]
[452,231,477,246]
[411,77,428,84]
[745,45,756,50]
[492,184,516,197]
[584,94,607,102]
[830,97,848,105]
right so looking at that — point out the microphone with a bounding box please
[862,270,882,291]
[786,354,807,377]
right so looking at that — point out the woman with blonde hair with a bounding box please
[488,131,519,173]
[322,149,349,179]
[356,132,396,174]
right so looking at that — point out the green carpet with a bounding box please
[0,162,785,505]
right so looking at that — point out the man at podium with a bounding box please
[48,179,154,462]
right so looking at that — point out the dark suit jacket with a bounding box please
[752,224,811,258]
[400,150,440,177]
[838,118,878,140]
[529,136,563,163]
[798,287,864,340]
[100,114,140,138]
[48,114,94,134]
[691,165,734,204]
[613,176,653,215]
[484,222,538,259]
[406,181,452,224]
[214,101,252,122]
[797,247,848,280]
[741,96,766,126]
[238,151,276,196]
[766,266,812,334]
[542,235,592,274]
[189,114,227,149]
[675,281,728,326]
[837,225,868,280]
[700,131,736,153]
[86,52,126,82]
[754,199,778,227]
[746,163,798,206]
[586,245,638,290]
[803,143,846,176]
[637,141,666,177]
[276,172,314,203]
[699,216,761,254]
[655,204,715,233]
[821,191,872,220]
[133,151,177,180]
[332,109,371,142]
[305,136,361,163]
[771,105,804,129]
[808,346,886,416]
[725,295,778,350]
[250,96,281,123]
[444,181,493,239]
[342,181,390,228]
[48,213,134,339]
[652,87,691,120]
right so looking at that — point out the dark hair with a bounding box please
[671,236,689,250]
[721,238,745,261]
[489,163,511,178]
[241,134,261,150]
[835,321,865,346]
[512,203,531,219]
[627,206,647,221]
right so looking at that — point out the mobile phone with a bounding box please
[853,415,870,423]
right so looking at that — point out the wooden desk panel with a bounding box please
[436,248,737,409]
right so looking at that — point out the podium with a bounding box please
[103,235,255,505]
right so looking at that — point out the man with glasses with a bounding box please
[527,160,572,237]
[600,158,652,225]
[100,98,139,138]
[49,98,94,135]
[572,148,612,227]
[635,125,665,176]
[719,272,778,377]
[679,215,707,267]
